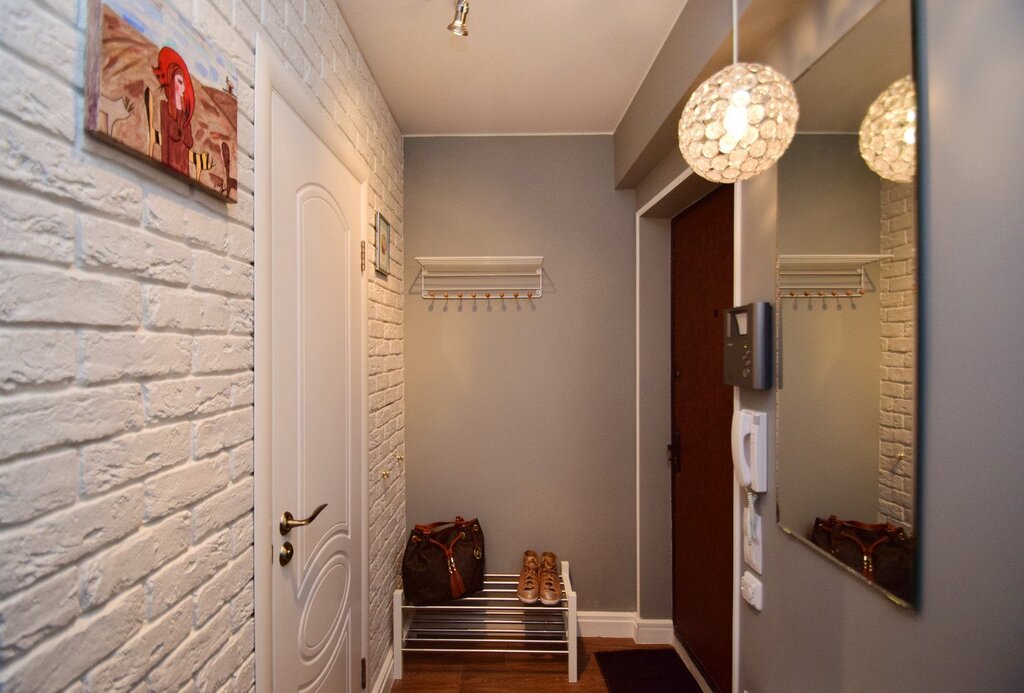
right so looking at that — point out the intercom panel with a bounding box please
[723,302,772,389]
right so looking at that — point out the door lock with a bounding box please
[279,541,294,566]
[280,503,328,535]
[667,431,682,473]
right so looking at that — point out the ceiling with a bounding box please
[337,0,685,136]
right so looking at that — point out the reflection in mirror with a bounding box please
[775,0,917,606]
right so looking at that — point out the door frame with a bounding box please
[254,36,371,689]
[635,171,741,693]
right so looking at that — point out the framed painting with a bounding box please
[85,0,239,202]
[375,211,391,276]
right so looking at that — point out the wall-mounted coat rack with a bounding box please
[416,256,543,300]
[777,254,891,299]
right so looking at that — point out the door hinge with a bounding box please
[360,657,367,689]
[360,241,366,272]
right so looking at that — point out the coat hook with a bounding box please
[499,292,505,299]
[471,292,477,300]
[443,291,449,300]
[513,292,519,299]
[429,291,436,299]
[485,292,491,299]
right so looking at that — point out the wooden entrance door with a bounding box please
[670,184,734,692]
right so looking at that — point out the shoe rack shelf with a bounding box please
[393,560,578,683]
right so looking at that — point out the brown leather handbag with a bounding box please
[811,515,914,602]
[402,516,485,605]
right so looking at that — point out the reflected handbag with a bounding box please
[811,515,914,601]
[401,516,485,605]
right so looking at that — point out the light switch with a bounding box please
[741,571,763,610]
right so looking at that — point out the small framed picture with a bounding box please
[375,211,391,276]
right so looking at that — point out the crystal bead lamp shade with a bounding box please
[859,76,916,183]
[678,62,800,183]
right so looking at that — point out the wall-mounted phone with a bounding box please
[733,409,768,574]
[723,302,772,389]
[732,409,767,493]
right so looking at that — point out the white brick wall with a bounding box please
[0,0,404,690]
[878,180,916,531]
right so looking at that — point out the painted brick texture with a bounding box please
[0,0,404,691]
[878,180,916,530]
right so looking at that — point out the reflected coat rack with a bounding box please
[777,254,891,299]
[416,256,543,300]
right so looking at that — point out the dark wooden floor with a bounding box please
[390,637,672,692]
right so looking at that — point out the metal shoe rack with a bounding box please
[393,560,578,683]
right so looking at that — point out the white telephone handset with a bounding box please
[732,409,767,493]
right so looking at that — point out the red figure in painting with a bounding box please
[152,46,195,177]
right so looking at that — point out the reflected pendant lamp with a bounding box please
[677,1,799,183]
[859,76,916,183]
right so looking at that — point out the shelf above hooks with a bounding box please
[777,254,892,298]
[416,256,543,300]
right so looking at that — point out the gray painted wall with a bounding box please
[737,2,1024,690]
[776,135,882,534]
[403,136,637,611]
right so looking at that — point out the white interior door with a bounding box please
[267,89,363,691]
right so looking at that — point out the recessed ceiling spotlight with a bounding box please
[448,0,469,37]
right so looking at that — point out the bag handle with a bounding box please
[835,518,901,534]
[413,516,473,535]
[840,530,891,581]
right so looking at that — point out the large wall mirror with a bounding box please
[775,0,918,607]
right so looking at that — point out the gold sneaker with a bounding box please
[517,550,539,604]
[539,551,562,606]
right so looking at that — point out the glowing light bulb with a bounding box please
[724,91,751,139]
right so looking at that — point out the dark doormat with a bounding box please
[595,648,704,693]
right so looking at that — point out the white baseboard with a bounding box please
[577,611,674,644]
[577,611,637,638]
[371,647,394,693]
[634,618,674,644]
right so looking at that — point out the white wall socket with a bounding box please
[741,571,763,610]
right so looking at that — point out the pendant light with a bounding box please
[678,0,799,183]
[447,0,469,37]
[859,76,916,183]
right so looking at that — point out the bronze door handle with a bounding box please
[279,503,328,535]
